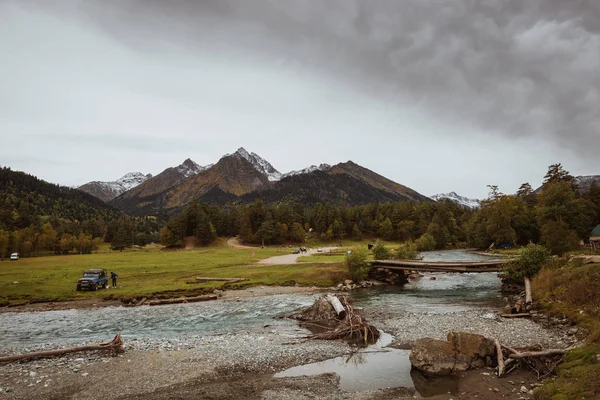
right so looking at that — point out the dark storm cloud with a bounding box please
[38,0,600,156]
[2,1,599,195]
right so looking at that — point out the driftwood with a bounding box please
[147,295,217,306]
[494,338,505,377]
[524,276,533,305]
[0,333,123,363]
[491,338,574,377]
[507,348,570,359]
[195,277,247,283]
[325,294,347,319]
[500,313,532,318]
[305,296,380,346]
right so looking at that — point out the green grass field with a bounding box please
[298,252,347,263]
[0,243,347,305]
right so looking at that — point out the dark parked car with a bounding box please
[76,269,109,291]
[292,249,300,254]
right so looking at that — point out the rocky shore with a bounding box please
[0,285,577,400]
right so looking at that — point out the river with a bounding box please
[0,250,503,351]
[3,250,554,397]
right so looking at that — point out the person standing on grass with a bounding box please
[111,271,118,288]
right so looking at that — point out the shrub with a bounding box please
[539,220,580,255]
[372,240,391,260]
[505,242,550,280]
[415,233,436,251]
[345,246,370,281]
[396,240,420,260]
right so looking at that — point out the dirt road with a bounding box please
[259,247,338,265]
[226,237,258,249]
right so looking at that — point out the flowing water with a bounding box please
[274,250,504,395]
[0,250,504,395]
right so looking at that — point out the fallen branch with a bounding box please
[501,344,520,355]
[147,295,217,306]
[507,348,570,359]
[0,333,123,363]
[484,338,575,377]
[494,338,505,377]
[500,313,532,318]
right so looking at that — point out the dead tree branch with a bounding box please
[0,333,123,363]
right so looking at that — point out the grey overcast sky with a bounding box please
[1,0,599,199]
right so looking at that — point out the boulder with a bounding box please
[410,332,496,376]
[409,338,456,375]
[448,332,495,370]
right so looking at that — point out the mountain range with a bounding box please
[77,148,431,215]
[78,148,600,216]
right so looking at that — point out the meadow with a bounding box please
[0,241,347,306]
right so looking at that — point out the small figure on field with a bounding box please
[111,271,118,288]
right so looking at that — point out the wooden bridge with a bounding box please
[370,259,511,273]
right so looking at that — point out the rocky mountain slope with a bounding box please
[78,172,152,202]
[281,164,331,179]
[109,158,210,212]
[111,150,271,215]
[225,147,282,181]
[430,192,480,209]
[104,148,430,215]
[242,161,430,206]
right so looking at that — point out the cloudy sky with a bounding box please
[1,0,599,199]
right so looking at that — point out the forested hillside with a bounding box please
[159,199,472,249]
[0,167,122,226]
[160,164,600,255]
[0,168,161,258]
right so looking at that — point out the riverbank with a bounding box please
[531,259,600,399]
[0,285,327,313]
[0,287,575,399]
[0,341,549,400]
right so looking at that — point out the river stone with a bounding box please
[409,338,456,375]
[410,332,496,375]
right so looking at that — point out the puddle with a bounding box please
[275,348,414,392]
[275,347,459,395]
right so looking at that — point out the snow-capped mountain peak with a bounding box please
[115,172,153,191]
[176,158,212,178]
[78,171,153,202]
[227,147,282,181]
[430,192,480,209]
[281,163,332,179]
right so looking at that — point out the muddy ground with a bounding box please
[0,346,543,400]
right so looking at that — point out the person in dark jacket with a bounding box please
[110,272,118,288]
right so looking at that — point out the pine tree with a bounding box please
[377,218,394,240]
